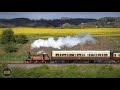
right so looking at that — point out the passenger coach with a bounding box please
[52,50,111,61]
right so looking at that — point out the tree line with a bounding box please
[0,17,120,28]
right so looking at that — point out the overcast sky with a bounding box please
[0,12,120,19]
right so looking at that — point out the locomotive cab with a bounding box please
[42,53,50,60]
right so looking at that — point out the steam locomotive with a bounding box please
[25,50,120,64]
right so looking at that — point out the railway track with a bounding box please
[1,60,120,64]
[0,61,120,69]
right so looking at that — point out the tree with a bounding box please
[4,43,17,53]
[1,28,15,44]
[15,34,28,44]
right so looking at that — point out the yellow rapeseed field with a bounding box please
[0,27,120,36]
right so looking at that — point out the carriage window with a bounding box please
[77,54,81,57]
[62,54,66,57]
[87,54,90,56]
[114,54,116,57]
[69,54,74,57]
[104,54,108,57]
[56,54,59,56]
[98,54,101,56]
[81,54,85,57]
[91,54,94,57]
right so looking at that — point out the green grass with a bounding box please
[1,64,120,78]
[0,52,28,61]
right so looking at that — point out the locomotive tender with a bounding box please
[25,50,120,63]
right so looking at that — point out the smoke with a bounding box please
[31,33,95,49]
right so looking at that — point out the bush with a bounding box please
[4,43,17,53]
[1,28,15,44]
[15,34,28,44]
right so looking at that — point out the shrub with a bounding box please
[15,34,28,44]
[1,28,15,44]
[4,43,17,53]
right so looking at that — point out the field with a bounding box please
[0,27,120,78]
[0,28,120,41]
[1,64,120,78]
[0,27,120,62]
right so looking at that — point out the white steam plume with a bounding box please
[31,33,95,49]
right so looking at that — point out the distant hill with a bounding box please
[0,17,120,28]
